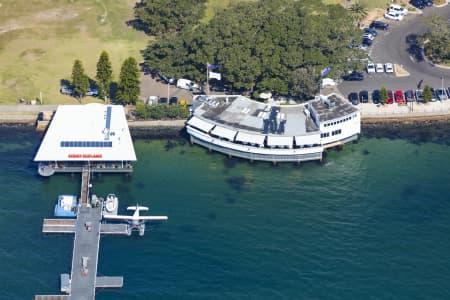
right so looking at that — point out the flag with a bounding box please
[208,71,221,80]
[321,66,332,77]
[207,63,221,70]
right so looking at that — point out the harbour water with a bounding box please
[0,127,449,299]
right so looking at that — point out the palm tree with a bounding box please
[349,2,368,27]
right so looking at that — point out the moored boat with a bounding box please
[54,195,77,217]
[104,194,118,215]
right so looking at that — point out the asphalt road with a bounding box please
[339,5,450,99]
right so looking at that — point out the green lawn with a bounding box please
[0,0,148,104]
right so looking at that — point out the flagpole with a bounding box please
[206,62,209,95]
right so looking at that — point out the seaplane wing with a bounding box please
[127,206,149,211]
[103,214,135,220]
[138,216,168,220]
[103,215,168,221]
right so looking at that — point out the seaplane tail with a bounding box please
[127,205,149,211]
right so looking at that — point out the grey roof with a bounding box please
[308,94,358,122]
[192,95,319,135]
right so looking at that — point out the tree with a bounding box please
[349,2,368,27]
[423,85,432,103]
[71,59,89,100]
[290,67,319,100]
[134,0,207,35]
[380,86,388,104]
[117,57,140,105]
[423,14,450,62]
[96,51,113,101]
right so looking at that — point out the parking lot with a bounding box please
[339,4,450,104]
[139,73,194,105]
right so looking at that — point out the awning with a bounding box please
[211,126,237,141]
[235,132,266,145]
[267,136,293,147]
[187,116,215,133]
[295,134,321,146]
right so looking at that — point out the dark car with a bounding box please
[404,90,415,102]
[430,88,437,101]
[359,90,369,103]
[362,38,372,46]
[60,85,74,95]
[157,72,176,85]
[159,97,168,104]
[370,21,389,31]
[436,88,447,100]
[410,0,425,9]
[169,96,178,105]
[343,72,364,81]
[348,92,359,105]
[416,89,424,102]
[372,90,381,104]
[210,85,228,92]
[447,86,450,98]
[363,28,378,37]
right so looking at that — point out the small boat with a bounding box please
[104,194,118,215]
[54,195,77,217]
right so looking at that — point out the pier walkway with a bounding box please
[36,170,125,300]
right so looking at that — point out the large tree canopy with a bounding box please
[143,0,361,99]
[134,0,207,35]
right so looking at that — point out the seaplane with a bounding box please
[103,204,168,236]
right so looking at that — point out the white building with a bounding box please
[186,93,360,163]
[34,104,136,176]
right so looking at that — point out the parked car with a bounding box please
[387,90,394,104]
[367,62,376,74]
[385,63,394,73]
[376,63,384,73]
[372,90,381,104]
[416,89,424,102]
[430,88,437,101]
[447,86,450,98]
[394,90,405,103]
[404,90,415,102]
[169,96,178,105]
[359,44,369,51]
[159,97,168,104]
[362,38,373,46]
[60,85,74,95]
[370,21,389,30]
[359,90,369,103]
[343,72,364,81]
[435,89,448,100]
[158,72,176,85]
[384,12,404,21]
[210,85,228,92]
[389,4,408,16]
[363,33,375,41]
[86,87,98,97]
[348,92,359,105]
[146,96,158,105]
[363,28,378,37]
[177,78,200,91]
[410,0,425,9]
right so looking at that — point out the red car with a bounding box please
[387,90,394,104]
[394,90,404,103]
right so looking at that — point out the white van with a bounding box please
[389,4,408,16]
[176,79,199,91]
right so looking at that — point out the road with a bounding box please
[339,4,450,98]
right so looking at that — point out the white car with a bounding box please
[376,63,384,73]
[385,63,394,73]
[384,12,403,21]
[363,33,375,41]
[367,62,376,74]
[389,4,408,16]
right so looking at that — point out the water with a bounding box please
[0,127,449,299]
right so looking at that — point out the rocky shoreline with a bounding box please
[1,117,450,141]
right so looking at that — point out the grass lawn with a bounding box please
[0,0,148,104]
